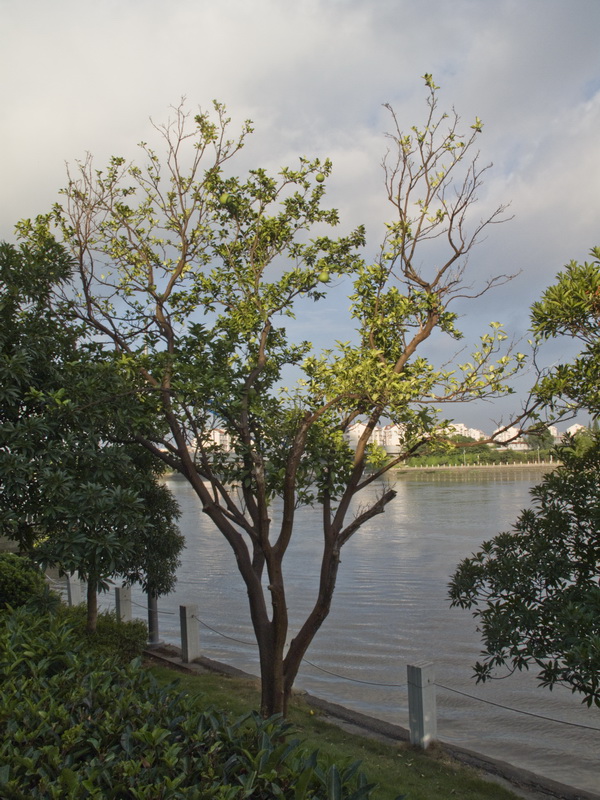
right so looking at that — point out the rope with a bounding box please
[130,598,176,615]
[193,615,257,646]
[436,683,600,732]
[192,614,405,687]
[56,574,600,733]
[301,657,405,688]
[191,614,600,728]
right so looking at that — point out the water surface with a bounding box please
[121,467,599,793]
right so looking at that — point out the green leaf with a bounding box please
[326,764,342,800]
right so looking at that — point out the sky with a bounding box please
[2,0,599,432]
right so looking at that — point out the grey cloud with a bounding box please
[1,0,599,429]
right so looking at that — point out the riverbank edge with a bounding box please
[392,462,558,475]
[144,644,599,800]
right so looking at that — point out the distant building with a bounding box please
[202,427,233,452]
[444,422,486,441]
[564,423,586,438]
[343,421,371,450]
[548,425,560,443]
[493,426,529,451]
[343,420,501,452]
[186,428,236,463]
[343,422,406,452]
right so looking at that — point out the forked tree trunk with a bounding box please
[258,642,287,717]
[254,546,343,717]
[253,486,398,717]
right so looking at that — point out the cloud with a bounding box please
[2,0,599,429]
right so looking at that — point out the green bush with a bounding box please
[58,605,148,664]
[0,607,377,799]
[0,552,47,609]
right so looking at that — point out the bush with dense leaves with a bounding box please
[58,605,148,664]
[0,607,377,799]
[0,552,48,609]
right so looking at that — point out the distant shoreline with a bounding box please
[394,461,558,475]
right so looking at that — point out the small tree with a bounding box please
[32,444,183,633]
[523,425,555,452]
[0,236,183,632]
[449,437,600,705]
[28,79,521,714]
[450,249,600,704]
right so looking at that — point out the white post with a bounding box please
[115,585,132,622]
[180,604,200,663]
[66,572,83,606]
[407,661,437,749]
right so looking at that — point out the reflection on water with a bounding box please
[123,468,598,793]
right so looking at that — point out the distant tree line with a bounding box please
[404,432,557,467]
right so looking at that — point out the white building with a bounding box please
[564,423,586,438]
[548,425,560,442]
[493,426,529,451]
[380,423,406,451]
[207,427,233,451]
[444,422,486,441]
[343,421,374,449]
[343,421,406,452]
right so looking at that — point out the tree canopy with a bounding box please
[0,234,183,632]
[450,248,600,705]
[531,247,600,417]
[20,79,523,714]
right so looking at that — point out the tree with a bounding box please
[27,79,521,715]
[32,444,183,633]
[523,425,555,452]
[0,235,183,632]
[449,437,600,705]
[531,247,600,416]
[449,249,600,704]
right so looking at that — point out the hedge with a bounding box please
[0,606,376,799]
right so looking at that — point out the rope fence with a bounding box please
[436,682,600,732]
[60,576,600,738]
[189,609,600,733]
[189,610,600,734]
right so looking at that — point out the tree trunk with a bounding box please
[252,579,288,717]
[258,640,286,717]
[86,575,98,633]
[253,540,344,717]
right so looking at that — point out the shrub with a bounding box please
[58,605,148,664]
[0,552,47,609]
[0,607,377,799]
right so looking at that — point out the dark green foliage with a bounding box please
[58,606,148,664]
[0,553,47,609]
[0,607,377,798]
[450,247,600,706]
[407,436,536,467]
[531,246,600,415]
[0,236,184,632]
[450,436,600,705]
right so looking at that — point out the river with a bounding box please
[118,467,599,793]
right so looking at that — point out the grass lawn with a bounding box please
[147,660,523,800]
